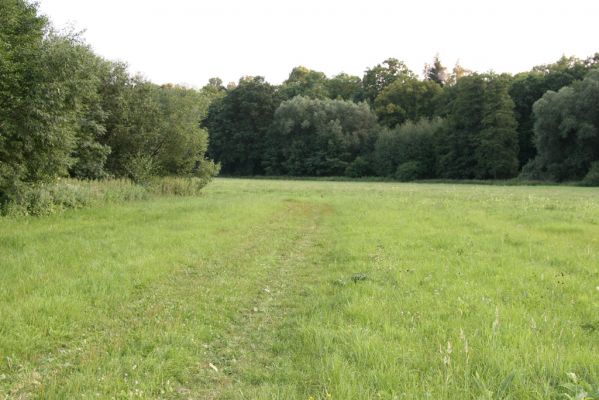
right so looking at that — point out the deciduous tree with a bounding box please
[374,78,442,128]
[525,70,599,181]
[265,97,378,176]
[204,76,280,175]
[362,58,416,104]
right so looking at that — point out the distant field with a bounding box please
[1,178,598,399]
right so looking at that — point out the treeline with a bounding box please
[0,0,219,208]
[205,56,599,184]
[3,0,599,211]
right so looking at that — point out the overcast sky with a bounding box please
[38,0,599,87]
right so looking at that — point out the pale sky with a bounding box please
[38,0,599,88]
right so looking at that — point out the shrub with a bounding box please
[123,154,156,185]
[373,118,442,178]
[582,161,599,186]
[345,157,371,178]
[395,161,422,181]
[24,187,55,216]
[0,179,145,217]
[148,177,207,196]
[519,159,546,181]
[193,158,221,187]
[2,184,70,217]
[1,164,218,217]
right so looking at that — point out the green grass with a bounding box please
[1,178,598,399]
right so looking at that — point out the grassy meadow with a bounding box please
[1,178,598,399]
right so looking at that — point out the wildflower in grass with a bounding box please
[459,328,469,360]
[492,306,500,335]
[441,341,453,366]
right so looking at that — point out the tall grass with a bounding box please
[1,176,211,217]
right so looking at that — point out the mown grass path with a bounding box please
[1,179,598,399]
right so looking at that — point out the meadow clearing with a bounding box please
[1,178,598,399]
